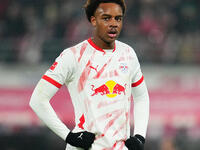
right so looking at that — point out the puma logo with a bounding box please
[78,133,83,139]
[89,65,99,72]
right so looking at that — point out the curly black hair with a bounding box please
[84,0,126,22]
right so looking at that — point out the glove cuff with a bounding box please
[135,134,145,144]
[65,131,73,143]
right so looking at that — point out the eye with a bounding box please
[115,16,122,22]
[103,17,110,21]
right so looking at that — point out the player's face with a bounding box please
[91,3,123,48]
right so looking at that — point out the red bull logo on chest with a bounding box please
[91,80,126,98]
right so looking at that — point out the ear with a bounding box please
[91,16,96,27]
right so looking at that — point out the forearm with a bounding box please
[29,79,70,140]
[132,81,149,138]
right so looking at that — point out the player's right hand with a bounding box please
[65,131,95,149]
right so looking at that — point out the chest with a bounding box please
[78,52,132,81]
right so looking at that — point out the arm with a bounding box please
[30,76,95,149]
[29,49,95,149]
[125,69,149,150]
[29,79,70,140]
[29,49,75,140]
[132,78,149,138]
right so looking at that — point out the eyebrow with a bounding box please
[101,14,123,17]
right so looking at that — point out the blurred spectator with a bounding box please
[160,137,177,150]
[3,1,26,38]
[174,128,190,150]
[175,0,200,33]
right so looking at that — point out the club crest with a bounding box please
[119,63,128,73]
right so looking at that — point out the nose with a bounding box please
[109,18,118,28]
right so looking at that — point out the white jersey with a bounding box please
[42,38,144,150]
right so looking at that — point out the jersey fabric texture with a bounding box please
[42,38,144,150]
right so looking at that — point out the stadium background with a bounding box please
[0,0,200,149]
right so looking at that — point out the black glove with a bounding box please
[66,131,95,149]
[125,134,145,150]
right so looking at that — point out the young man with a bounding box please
[29,0,149,150]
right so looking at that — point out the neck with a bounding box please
[92,36,115,50]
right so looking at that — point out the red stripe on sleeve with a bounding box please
[42,75,62,88]
[131,75,144,87]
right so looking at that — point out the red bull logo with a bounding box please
[91,80,126,98]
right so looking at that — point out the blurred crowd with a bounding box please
[0,0,200,64]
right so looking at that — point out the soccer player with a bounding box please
[29,0,149,150]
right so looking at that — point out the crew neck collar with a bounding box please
[87,38,116,53]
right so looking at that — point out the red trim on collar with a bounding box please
[87,38,116,53]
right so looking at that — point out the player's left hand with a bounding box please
[125,134,145,150]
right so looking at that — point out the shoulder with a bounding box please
[70,39,89,53]
[115,40,138,57]
[59,39,88,58]
[116,41,141,71]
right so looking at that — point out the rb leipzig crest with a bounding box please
[119,63,128,73]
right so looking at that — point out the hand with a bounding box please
[125,134,145,150]
[66,131,95,149]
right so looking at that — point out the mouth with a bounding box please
[107,30,118,38]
